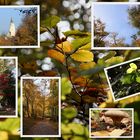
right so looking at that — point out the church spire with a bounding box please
[10,17,13,23]
[7,17,16,37]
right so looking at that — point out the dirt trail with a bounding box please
[26,120,58,135]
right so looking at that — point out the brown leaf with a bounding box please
[37,70,58,76]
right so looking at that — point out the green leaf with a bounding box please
[40,27,48,34]
[0,118,20,134]
[62,123,89,140]
[62,107,77,119]
[41,16,60,29]
[71,50,93,62]
[102,51,116,61]
[136,76,140,83]
[134,111,140,124]
[72,36,91,50]
[41,40,53,46]
[80,65,104,75]
[61,78,72,100]
[120,75,133,85]
[63,30,90,37]
[105,56,124,66]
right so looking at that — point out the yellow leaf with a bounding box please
[48,49,65,63]
[56,41,73,53]
[71,50,93,62]
[127,63,137,74]
[79,42,91,50]
[79,62,96,70]
[130,63,137,69]
[126,68,133,74]
[91,131,109,136]
[109,129,126,136]
[0,131,8,140]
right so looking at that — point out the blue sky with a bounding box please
[0,8,25,35]
[94,4,138,44]
[34,79,50,96]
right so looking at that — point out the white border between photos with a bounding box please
[104,57,140,102]
[0,5,40,48]
[20,76,61,138]
[89,108,134,138]
[91,2,140,50]
[0,56,18,118]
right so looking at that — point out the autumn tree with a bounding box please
[49,79,59,121]
[23,79,59,121]
[107,32,127,47]
[0,35,14,46]
[14,8,38,45]
[0,59,16,108]
[94,18,109,47]
[128,5,140,47]
[23,79,38,118]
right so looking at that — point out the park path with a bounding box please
[26,120,58,135]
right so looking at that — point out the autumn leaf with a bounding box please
[20,60,37,71]
[0,131,8,140]
[79,62,96,70]
[56,41,73,53]
[71,50,93,62]
[48,49,65,63]
[37,70,58,76]
[72,76,88,87]
[79,42,91,50]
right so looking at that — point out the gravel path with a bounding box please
[26,120,58,135]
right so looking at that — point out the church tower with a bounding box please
[7,18,16,37]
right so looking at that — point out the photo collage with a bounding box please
[0,0,140,139]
